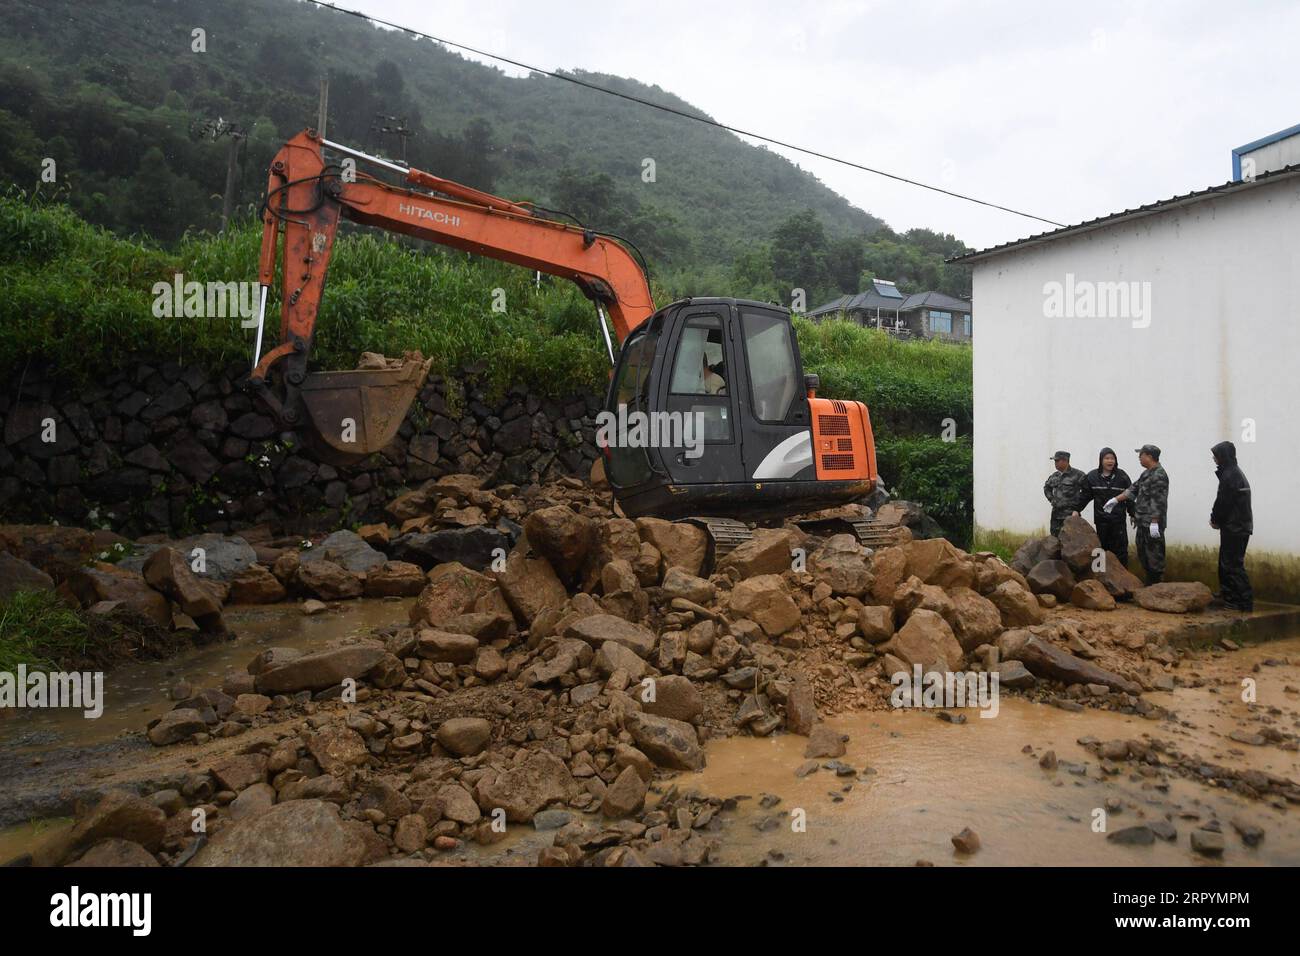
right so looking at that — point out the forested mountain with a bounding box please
[0,0,970,302]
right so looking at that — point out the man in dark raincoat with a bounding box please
[1210,440,1253,611]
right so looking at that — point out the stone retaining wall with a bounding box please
[0,360,602,539]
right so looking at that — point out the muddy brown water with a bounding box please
[0,600,412,752]
[2,602,1297,866]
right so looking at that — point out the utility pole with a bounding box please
[221,134,242,231]
[372,114,413,165]
[317,74,329,138]
[192,118,247,231]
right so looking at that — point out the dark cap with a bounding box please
[1134,444,1161,459]
[1052,450,1070,461]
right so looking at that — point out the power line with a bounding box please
[305,0,1064,228]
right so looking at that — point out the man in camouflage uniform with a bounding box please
[1043,450,1086,537]
[1106,444,1169,584]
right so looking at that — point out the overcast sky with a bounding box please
[337,0,1300,250]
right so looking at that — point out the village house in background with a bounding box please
[807,279,972,342]
[955,123,1300,599]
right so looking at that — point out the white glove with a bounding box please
[1149,523,1160,539]
[1103,497,1118,514]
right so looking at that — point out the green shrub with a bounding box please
[876,434,973,548]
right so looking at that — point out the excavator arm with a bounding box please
[248,128,656,460]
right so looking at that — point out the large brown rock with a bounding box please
[1026,559,1076,600]
[785,675,817,734]
[626,711,705,770]
[307,727,370,775]
[385,481,439,523]
[295,559,362,600]
[1134,582,1213,613]
[254,644,386,694]
[988,580,1045,627]
[69,839,159,867]
[524,505,596,585]
[1070,579,1116,611]
[363,561,426,598]
[810,537,872,597]
[997,630,1142,694]
[642,674,704,722]
[868,546,909,605]
[520,638,592,686]
[191,800,374,866]
[147,708,207,746]
[882,608,964,672]
[70,790,166,853]
[0,524,92,582]
[601,765,648,818]
[497,552,567,627]
[410,562,494,627]
[971,555,1031,596]
[716,528,798,579]
[729,574,800,637]
[1057,515,1102,572]
[635,518,707,576]
[1090,551,1144,599]
[416,630,479,664]
[660,567,715,604]
[228,564,286,604]
[475,751,578,822]
[143,546,222,617]
[1011,536,1061,576]
[947,587,1004,651]
[435,717,492,756]
[857,604,895,644]
[566,614,657,658]
[66,565,170,626]
[0,551,54,599]
[904,538,976,589]
[892,576,957,628]
[595,640,649,681]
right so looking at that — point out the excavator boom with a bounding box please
[250,129,655,459]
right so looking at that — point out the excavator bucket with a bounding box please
[297,352,432,464]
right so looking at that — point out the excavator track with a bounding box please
[676,516,753,571]
[794,515,895,550]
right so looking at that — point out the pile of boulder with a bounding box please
[36,477,1234,867]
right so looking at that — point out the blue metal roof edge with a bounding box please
[1232,122,1300,180]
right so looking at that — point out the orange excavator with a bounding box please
[251,129,884,553]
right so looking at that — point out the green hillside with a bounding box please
[0,0,969,301]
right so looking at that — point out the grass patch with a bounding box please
[0,589,190,673]
[0,590,93,672]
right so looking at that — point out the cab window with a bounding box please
[669,315,727,396]
[741,310,798,422]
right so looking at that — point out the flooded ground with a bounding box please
[0,599,412,752]
[1,600,1296,866]
[682,637,1300,866]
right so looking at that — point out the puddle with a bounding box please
[681,638,1300,867]
[0,599,413,752]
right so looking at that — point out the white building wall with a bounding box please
[972,176,1300,556]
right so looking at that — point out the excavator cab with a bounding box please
[603,298,879,522]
